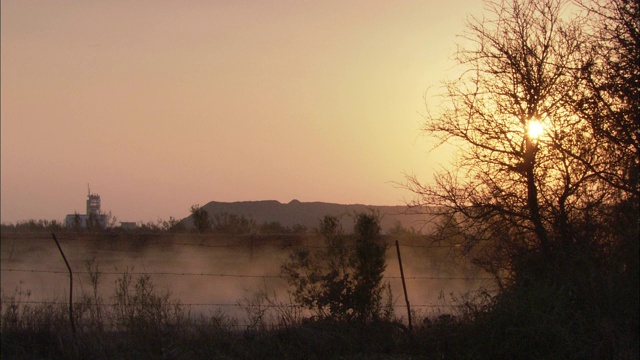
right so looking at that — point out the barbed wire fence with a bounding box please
[0,233,497,329]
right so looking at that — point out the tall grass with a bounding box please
[0,269,421,359]
[3,259,635,359]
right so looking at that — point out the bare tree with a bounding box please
[406,0,626,282]
[573,0,639,199]
[403,1,638,356]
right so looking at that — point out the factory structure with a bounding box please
[65,186,108,229]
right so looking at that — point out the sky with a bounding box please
[1,1,484,224]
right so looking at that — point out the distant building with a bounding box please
[65,186,108,228]
[87,193,101,215]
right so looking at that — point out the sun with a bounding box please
[527,120,544,140]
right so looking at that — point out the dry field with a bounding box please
[1,229,492,325]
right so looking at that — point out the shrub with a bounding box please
[212,212,255,234]
[190,204,212,233]
[281,212,391,323]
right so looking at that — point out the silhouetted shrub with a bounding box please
[281,212,391,323]
[212,212,255,234]
[190,204,212,233]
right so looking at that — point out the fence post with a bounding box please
[52,233,77,337]
[395,240,412,332]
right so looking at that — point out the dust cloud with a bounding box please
[0,232,494,323]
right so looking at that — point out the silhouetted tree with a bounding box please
[406,0,625,279]
[574,0,639,199]
[161,217,185,233]
[259,221,289,234]
[387,220,416,236]
[351,212,387,321]
[282,213,390,323]
[212,212,255,234]
[86,212,102,232]
[405,0,638,357]
[190,204,212,233]
[73,212,83,232]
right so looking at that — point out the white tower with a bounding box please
[86,184,101,215]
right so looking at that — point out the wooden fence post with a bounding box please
[52,233,77,337]
[395,240,412,332]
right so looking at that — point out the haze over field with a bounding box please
[0,1,483,224]
[0,233,490,322]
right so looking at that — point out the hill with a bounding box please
[181,200,433,233]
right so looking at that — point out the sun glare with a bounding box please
[527,120,544,140]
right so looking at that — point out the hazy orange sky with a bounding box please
[1,1,483,224]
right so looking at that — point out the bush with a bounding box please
[281,212,392,323]
[212,212,255,234]
[190,204,212,233]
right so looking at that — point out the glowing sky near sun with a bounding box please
[1,1,483,224]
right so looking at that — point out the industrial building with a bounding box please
[65,186,108,228]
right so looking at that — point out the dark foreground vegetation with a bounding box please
[1,259,636,359]
[0,286,455,360]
